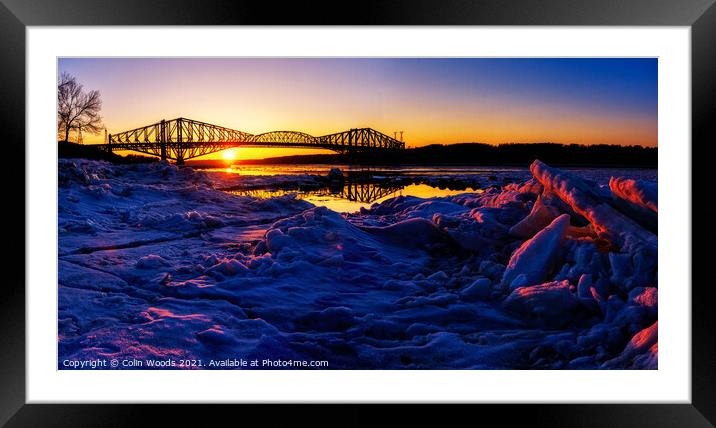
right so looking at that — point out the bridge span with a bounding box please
[94,117,405,164]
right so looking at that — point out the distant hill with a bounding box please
[235,142,657,168]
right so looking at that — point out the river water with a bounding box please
[203,164,657,213]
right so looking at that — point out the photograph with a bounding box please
[57,57,658,370]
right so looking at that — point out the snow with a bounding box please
[58,159,658,369]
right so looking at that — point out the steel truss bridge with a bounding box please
[95,117,405,164]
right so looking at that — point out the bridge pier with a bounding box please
[176,157,185,166]
[160,119,167,161]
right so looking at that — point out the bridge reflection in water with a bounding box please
[325,180,404,204]
[227,179,405,207]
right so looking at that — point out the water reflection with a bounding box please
[227,177,479,213]
[336,181,405,203]
[204,164,528,177]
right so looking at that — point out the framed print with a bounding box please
[2,0,715,425]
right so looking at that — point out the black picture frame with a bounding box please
[1,0,714,426]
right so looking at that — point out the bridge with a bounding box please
[95,117,405,164]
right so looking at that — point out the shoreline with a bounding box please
[58,140,658,169]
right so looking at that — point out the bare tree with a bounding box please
[58,72,103,143]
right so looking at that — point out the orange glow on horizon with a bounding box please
[60,58,658,156]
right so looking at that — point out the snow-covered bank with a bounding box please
[58,159,658,369]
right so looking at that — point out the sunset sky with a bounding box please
[58,58,657,160]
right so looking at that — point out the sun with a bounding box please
[222,149,237,161]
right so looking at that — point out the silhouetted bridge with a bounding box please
[96,117,405,164]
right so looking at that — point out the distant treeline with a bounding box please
[59,141,657,168]
[239,143,657,168]
[58,141,158,164]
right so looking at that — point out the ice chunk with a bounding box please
[632,342,658,369]
[479,260,506,281]
[460,278,492,301]
[514,178,543,195]
[404,200,470,219]
[562,242,597,283]
[607,177,658,232]
[136,254,170,269]
[503,280,578,327]
[603,321,657,369]
[510,274,529,290]
[531,160,657,251]
[577,274,593,299]
[609,177,658,213]
[363,217,447,245]
[478,189,534,210]
[195,327,236,346]
[608,250,656,292]
[435,209,508,254]
[501,214,570,291]
[206,258,249,276]
[628,287,658,320]
[509,195,560,239]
